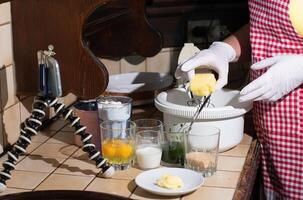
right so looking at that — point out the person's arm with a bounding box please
[224,24,251,62]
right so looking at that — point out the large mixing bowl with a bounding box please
[155,88,252,152]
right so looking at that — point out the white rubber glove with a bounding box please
[174,42,236,89]
[239,55,303,102]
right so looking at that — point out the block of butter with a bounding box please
[289,0,303,37]
[189,73,216,96]
[156,174,183,189]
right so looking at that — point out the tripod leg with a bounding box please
[0,96,50,192]
[49,98,114,177]
[0,96,114,192]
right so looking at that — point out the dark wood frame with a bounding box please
[5,0,162,99]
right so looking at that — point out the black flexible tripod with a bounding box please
[0,46,114,192]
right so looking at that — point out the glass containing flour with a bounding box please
[97,96,132,122]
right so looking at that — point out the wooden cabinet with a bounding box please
[10,0,162,99]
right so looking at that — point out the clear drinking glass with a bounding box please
[97,96,132,122]
[161,126,186,167]
[135,130,162,170]
[100,120,136,170]
[134,119,163,133]
[134,119,164,143]
[184,125,220,177]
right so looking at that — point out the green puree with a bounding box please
[161,141,185,167]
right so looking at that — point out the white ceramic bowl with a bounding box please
[106,72,173,106]
[155,87,252,152]
[107,72,173,93]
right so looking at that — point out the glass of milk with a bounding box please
[135,130,162,170]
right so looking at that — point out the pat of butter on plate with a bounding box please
[156,174,183,189]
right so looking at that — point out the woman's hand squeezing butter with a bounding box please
[155,174,183,189]
[189,73,217,96]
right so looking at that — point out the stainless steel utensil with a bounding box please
[187,95,211,132]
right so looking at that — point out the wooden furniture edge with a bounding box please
[0,0,11,3]
[233,139,261,200]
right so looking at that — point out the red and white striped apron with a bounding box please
[249,0,303,199]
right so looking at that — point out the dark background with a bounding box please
[146,0,249,48]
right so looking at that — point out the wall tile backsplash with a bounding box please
[0,23,13,68]
[121,55,146,73]
[0,3,11,25]
[1,64,18,110]
[100,47,180,76]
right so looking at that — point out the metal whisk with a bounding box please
[187,95,211,132]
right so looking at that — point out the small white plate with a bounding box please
[135,168,204,196]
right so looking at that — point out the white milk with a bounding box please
[136,145,162,169]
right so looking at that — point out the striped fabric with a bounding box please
[249,0,303,199]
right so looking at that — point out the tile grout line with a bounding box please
[0,21,10,26]
[30,155,70,191]
[29,122,79,191]
[83,176,98,191]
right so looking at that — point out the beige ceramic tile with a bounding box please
[161,47,181,52]
[35,174,93,191]
[100,58,120,75]
[146,50,178,74]
[46,119,69,132]
[131,187,180,200]
[0,23,13,68]
[182,187,235,200]
[86,178,136,198]
[48,107,56,118]
[63,93,77,106]
[203,171,240,188]
[110,167,142,181]
[217,156,245,172]
[19,96,34,122]
[70,148,89,160]
[25,142,43,155]
[219,144,250,157]
[7,170,49,190]
[31,130,56,143]
[2,103,21,147]
[0,188,30,196]
[121,55,146,73]
[31,143,78,158]
[0,3,11,24]
[240,134,253,145]
[47,131,75,145]
[54,158,100,177]
[1,65,18,110]
[16,155,66,173]
[60,125,74,132]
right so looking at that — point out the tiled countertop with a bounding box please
[0,107,256,200]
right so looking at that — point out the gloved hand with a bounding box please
[239,55,303,102]
[174,42,236,89]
